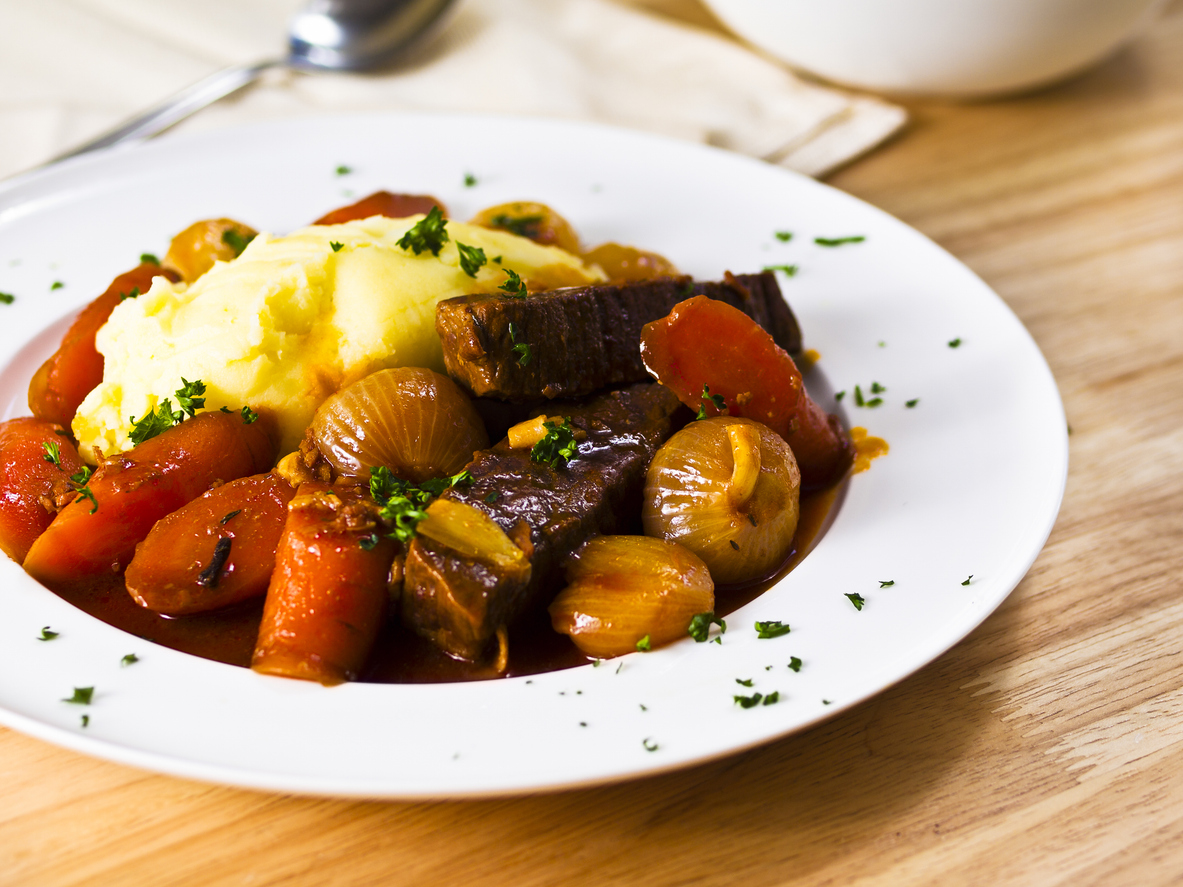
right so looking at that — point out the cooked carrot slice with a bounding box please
[0,419,85,563]
[640,295,853,489]
[126,473,296,615]
[252,482,397,685]
[23,410,277,586]
[313,191,447,226]
[28,263,179,427]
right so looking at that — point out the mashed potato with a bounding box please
[74,215,604,459]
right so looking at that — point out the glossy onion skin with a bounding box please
[0,419,84,563]
[643,417,801,586]
[470,201,581,255]
[549,535,714,658]
[28,262,178,427]
[640,295,853,489]
[23,410,277,586]
[313,191,447,226]
[252,482,397,685]
[162,219,259,283]
[311,367,488,483]
[582,242,679,283]
[125,473,296,615]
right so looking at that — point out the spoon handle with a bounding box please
[49,59,284,164]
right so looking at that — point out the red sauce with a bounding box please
[42,482,843,683]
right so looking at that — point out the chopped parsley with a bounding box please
[0,292,14,304]
[763,264,798,276]
[763,691,780,705]
[38,626,59,641]
[175,378,206,418]
[42,441,61,467]
[735,678,754,687]
[456,242,487,278]
[219,509,241,525]
[870,382,886,394]
[129,398,182,445]
[835,390,846,402]
[948,338,962,348]
[879,579,895,588]
[507,322,532,367]
[734,692,764,709]
[140,253,160,265]
[695,385,727,420]
[530,418,578,468]
[463,172,477,187]
[687,611,726,643]
[643,738,659,752]
[62,686,94,705]
[489,213,544,239]
[814,235,865,247]
[121,653,139,667]
[906,398,919,408]
[499,268,528,298]
[636,635,652,652]
[50,281,64,291]
[240,406,259,424]
[788,657,802,672]
[70,465,98,514]
[80,714,89,728]
[962,575,973,586]
[755,620,791,639]
[774,231,793,242]
[335,165,352,176]
[367,465,472,544]
[845,592,866,611]
[359,533,380,551]
[221,228,256,257]
[330,241,344,252]
[484,491,499,504]
[120,286,140,302]
[396,206,449,256]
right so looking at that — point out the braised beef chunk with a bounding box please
[401,383,685,662]
[436,272,800,402]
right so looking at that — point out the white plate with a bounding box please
[0,113,1067,798]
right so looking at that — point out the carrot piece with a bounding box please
[0,419,85,563]
[640,295,853,489]
[252,482,397,685]
[313,191,448,226]
[28,263,179,427]
[22,410,277,586]
[125,473,296,615]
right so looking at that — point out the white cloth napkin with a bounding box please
[0,0,905,180]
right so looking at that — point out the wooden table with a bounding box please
[4,4,1182,885]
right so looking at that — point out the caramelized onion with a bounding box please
[643,417,800,585]
[582,242,678,282]
[469,201,581,254]
[549,536,714,658]
[311,367,488,482]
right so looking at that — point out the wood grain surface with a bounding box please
[3,4,1183,885]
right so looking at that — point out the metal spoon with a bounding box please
[50,0,458,163]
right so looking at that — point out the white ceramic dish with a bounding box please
[702,0,1168,97]
[0,113,1066,798]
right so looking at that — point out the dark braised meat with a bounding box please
[401,383,686,663]
[435,271,800,401]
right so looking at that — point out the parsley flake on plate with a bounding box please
[121,653,139,667]
[50,281,64,291]
[845,593,866,611]
[643,737,659,752]
[755,620,791,639]
[879,580,895,588]
[0,292,14,304]
[814,235,865,247]
[687,611,725,643]
[140,253,160,265]
[62,686,94,705]
[763,264,798,277]
[774,231,793,242]
[734,692,763,709]
[788,657,802,672]
[38,626,58,641]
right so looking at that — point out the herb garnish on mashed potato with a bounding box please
[73,214,604,459]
